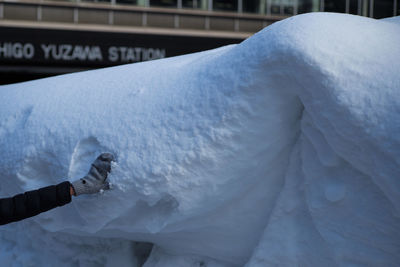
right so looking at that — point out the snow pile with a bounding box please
[0,13,399,266]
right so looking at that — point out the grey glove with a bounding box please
[72,153,114,196]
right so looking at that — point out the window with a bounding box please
[213,0,238,12]
[270,0,295,15]
[243,0,260,13]
[324,0,346,12]
[284,0,295,15]
[83,0,112,3]
[182,0,202,8]
[398,0,400,16]
[150,0,177,7]
[116,0,138,4]
[270,0,281,14]
[298,0,319,14]
[348,0,359,14]
[373,0,395,18]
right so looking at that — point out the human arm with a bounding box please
[0,153,114,225]
[0,181,72,225]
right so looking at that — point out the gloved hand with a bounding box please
[71,153,114,196]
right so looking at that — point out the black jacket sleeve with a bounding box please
[0,181,72,225]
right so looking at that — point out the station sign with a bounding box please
[0,42,166,63]
[0,26,243,68]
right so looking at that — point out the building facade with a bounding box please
[0,0,398,84]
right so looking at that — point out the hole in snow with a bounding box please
[68,136,113,180]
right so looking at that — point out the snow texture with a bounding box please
[0,12,399,267]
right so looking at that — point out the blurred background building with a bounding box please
[0,0,398,84]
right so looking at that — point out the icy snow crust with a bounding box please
[1,13,400,266]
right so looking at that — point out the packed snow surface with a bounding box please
[1,13,400,266]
